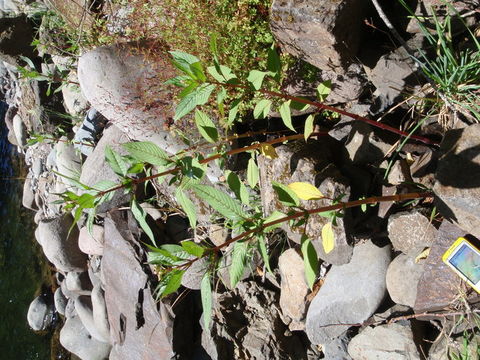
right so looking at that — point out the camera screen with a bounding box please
[450,243,480,284]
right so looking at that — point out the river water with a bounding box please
[0,101,52,359]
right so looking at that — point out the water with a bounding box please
[0,102,52,359]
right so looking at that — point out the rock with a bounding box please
[344,121,393,164]
[347,323,421,360]
[414,220,471,313]
[270,0,366,72]
[434,124,480,238]
[387,211,437,255]
[278,249,309,330]
[328,104,370,143]
[77,42,186,155]
[202,280,312,360]
[64,298,77,318]
[387,159,412,186]
[259,143,353,265]
[60,315,111,360]
[102,211,174,359]
[305,241,391,344]
[91,284,110,343]
[79,125,131,213]
[386,253,425,308]
[27,295,54,331]
[62,71,89,116]
[54,138,82,188]
[181,257,209,290]
[22,175,37,210]
[73,108,107,156]
[65,271,93,295]
[12,113,26,147]
[208,224,229,247]
[75,295,109,343]
[54,287,68,316]
[323,334,352,360]
[37,216,86,272]
[78,225,104,256]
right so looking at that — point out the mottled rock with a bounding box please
[12,113,26,147]
[62,71,89,116]
[60,315,111,360]
[259,143,353,265]
[386,253,425,308]
[55,138,82,188]
[91,284,110,343]
[54,287,68,316]
[102,211,174,359]
[270,0,366,72]
[414,221,470,313]
[348,323,421,360]
[278,249,309,330]
[387,211,437,255]
[181,257,209,290]
[27,295,54,331]
[78,225,104,256]
[323,334,352,360]
[75,295,109,343]
[65,271,92,296]
[434,124,480,238]
[305,241,391,344]
[37,216,86,273]
[345,122,393,164]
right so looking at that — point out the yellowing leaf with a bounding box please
[304,114,314,141]
[415,248,430,263]
[287,182,324,200]
[259,143,278,159]
[322,222,335,254]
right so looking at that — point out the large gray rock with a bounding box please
[79,125,131,212]
[387,211,437,255]
[259,143,353,265]
[27,295,54,331]
[278,248,309,331]
[270,0,366,72]
[386,253,425,308]
[37,216,87,273]
[434,124,480,238]
[78,224,104,256]
[22,175,37,210]
[62,71,89,116]
[91,284,110,344]
[102,211,174,359]
[347,323,421,360]
[65,271,92,296]
[55,138,83,188]
[60,315,111,360]
[54,287,68,316]
[75,295,109,343]
[305,241,391,344]
[77,43,186,156]
[12,113,26,147]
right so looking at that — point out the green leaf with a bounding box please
[195,110,218,143]
[247,70,268,90]
[279,100,295,132]
[304,114,315,141]
[272,181,300,207]
[181,241,205,257]
[322,222,335,254]
[148,249,183,266]
[123,141,170,167]
[105,145,129,177]
[267,45,281,80]
[317,80,332,102]
[290,100,311,111]
[253,99,272,119]
[263,210,287,232]
[247,157,259,188]
[131,199,156,246]
[189,62,206,82]
[226,170,249,206]
[174,84,216,121]
[207,65,237,83]
[201,272,213,329]
[217,87,227,116]
[257,235,272,273]
[301,235,319,290]
[170,51,200,65]
[192,184,247,221]
[175,189,197,228]
[164,74,191,87]
[86,207,96,235]
[162,270,184,296]
[230,241,248,288]
[227,99,242,126]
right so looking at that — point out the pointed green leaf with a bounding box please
[189,62,206,82]
[181,241,205,257]
[301,235,319,290]
[267,45,281,80]
[201,272,213,329]
[226,170,249,206]
[123,141,170,167]
[131,199,156,246]
[247,157,259,188]
[317,80,332,102]
[253,99,272,119]
[247,70,268,90]
[105,145,129,177]
[279,100,295,132]
[230,241,248,288]
[174,84,216,121]
[192,184,247,221]
[195,110,218,143]
[304,115,315,141]
[175,189,197,228]
[257,235,272,273]
[272,181,300,207]
[162,270,184,296]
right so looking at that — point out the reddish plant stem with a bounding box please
[217,81,439,146]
